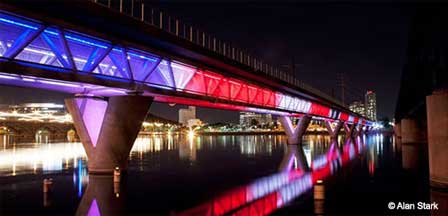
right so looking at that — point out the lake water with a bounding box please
[0,133,446,215]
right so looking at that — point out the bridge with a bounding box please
[394,6,448,188]
[0,120,73,141]
[0,1,373,173]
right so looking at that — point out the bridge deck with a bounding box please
[0,4,372,126]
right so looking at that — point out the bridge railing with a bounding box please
[91,0,345,107]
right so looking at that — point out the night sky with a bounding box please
[0,1,415,123]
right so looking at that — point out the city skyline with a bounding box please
[349,90,377,121]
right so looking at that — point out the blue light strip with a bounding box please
[43,29,59,36]
[127,51,158,62]
[65,34,109,49]
[0,17,39,30]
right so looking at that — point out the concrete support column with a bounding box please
[324,120,343,139]
[362,126,368,135]
[65,96,152,174]
[352,125,361,137]
[343,122,355,137]
[279,115,312,145]
[400,118,426,143]
[394,122,402,138]
[426,90,448,188]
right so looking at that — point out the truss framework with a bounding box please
[0,11,370,126]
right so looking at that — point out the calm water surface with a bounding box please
[0,133,446,215]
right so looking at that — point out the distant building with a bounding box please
[187,119,203,128]
[179,106,196,125]
[365,91,377,121]
[239,112,272,126]
[349,101,366,116]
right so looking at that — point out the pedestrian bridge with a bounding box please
[0,2,373,173]
[0,10,370,125]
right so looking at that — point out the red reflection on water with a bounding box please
[178,138,367,216]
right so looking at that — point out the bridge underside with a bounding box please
[0,10,371,125]
[0,10,373,174]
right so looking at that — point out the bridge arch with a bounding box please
[0,124,20,135]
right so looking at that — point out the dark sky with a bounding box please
[0,1,414,123]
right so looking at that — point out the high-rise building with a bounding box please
[365,91,377,121]
[179,106,196,125]
[349,101,366,116]
[239,112,272,126]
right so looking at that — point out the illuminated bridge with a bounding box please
[0,1,373,173]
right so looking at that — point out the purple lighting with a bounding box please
[87,199,101,216]
[0,11,374,125]
[75,98,108,147]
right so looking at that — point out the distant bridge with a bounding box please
[0,120,73,140]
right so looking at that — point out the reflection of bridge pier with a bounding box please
[66,96,152,174]
[75,175,125,216]
[279,144,309,172]
[178,132,364,216]
[399,118,428,171]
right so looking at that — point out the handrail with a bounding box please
[91,0,346,108]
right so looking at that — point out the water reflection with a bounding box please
[0,134,286,176]
[178,137,368,216]
[75,175,125,216]
[279,144,310,172]
[3,133,436,215]
[0,141,85,176]
[73,158,88,198]
[431,189,448,216]
[401,142,427,171]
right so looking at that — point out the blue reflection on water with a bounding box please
[73,158,88,198]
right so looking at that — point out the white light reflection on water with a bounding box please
[0,134,294,176]
[0,142,85,176]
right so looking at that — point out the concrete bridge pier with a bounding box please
[362,126,369,135]
[426,90,448,188]
[278,115,312,145]
[394,122,402,138]
[324,121,343,140]
[361,126,368,135]
[65,95,152,174]
[367,126,373,134]
[343,123,355,137]
[353,125,362,137]
[400,118,426,144]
